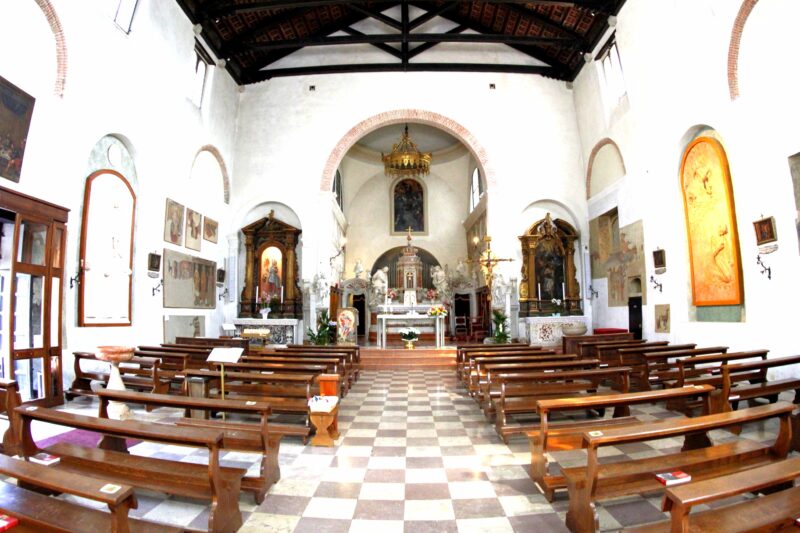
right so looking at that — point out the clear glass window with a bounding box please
[469,168,483,212]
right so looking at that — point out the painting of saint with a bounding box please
[163,199,184,245]
[185,208,202,251]
[337,307,357,345]
[0,75,35,183]
[259,246,283,302]
[393,179,424,233]
[681,137,742,306]
[163,249,216,309]
[203,216,218,243]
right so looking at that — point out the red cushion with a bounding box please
[593,328,628,334]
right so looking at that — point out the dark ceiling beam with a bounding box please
[407,24,467,60]
[250,62,557,82]
[209,1,610,19]
[236,32,578,51]
[401,2,409,65]
[348,3,402,30]
[342,27,402,59]
[408,2,459,30]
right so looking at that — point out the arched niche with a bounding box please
[519,213,581,317]
[239,210,302,318]
[370,245,440,290]
[587,139,626,199]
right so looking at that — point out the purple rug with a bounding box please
[37,429,141,449]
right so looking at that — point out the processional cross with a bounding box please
[468,236,514,306]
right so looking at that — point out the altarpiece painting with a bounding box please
[681,137,742,306]
[163,248,216,309]
[0,75,34,183]
[393,179,424,233]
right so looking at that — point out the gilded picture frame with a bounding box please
[753,216,777,245]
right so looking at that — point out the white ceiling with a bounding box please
[355,123,460,154]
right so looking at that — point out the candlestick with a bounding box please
[280,286,284,303]
[562,282,565,298]
[537,283,541,300]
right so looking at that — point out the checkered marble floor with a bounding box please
[7,371,791,532]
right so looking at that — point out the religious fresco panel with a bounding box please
[681,137,742,306]
[0,75,34,183]
[393,179,424,232]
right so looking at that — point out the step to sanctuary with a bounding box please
[359,347,456,371]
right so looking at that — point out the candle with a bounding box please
[280,287,284,303]
[562,282,565,298]
[537,283,541,300]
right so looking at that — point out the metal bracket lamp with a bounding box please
[152,279,163,296]
[649,275,663,293]
[588,284,599,298]
[756,254,771,280]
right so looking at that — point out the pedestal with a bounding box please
[106,363,132,420]
[310,405,340,447]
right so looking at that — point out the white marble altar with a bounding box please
[377,313,445,348]
[520,316,589,347]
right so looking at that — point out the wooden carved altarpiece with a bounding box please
[239,211,302,318]
[519,213,581,317]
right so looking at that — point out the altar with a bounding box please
[520,315,589,347]
[377,312,446,349]
[233,318,303,346]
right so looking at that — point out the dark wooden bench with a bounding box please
[282,344,361,382]
[712,355,800,413]
[528,384,714,501]
[563,402,795,533]
[65,352,169,400]
[460,347,553,388]
[173,336,249,351]
[643,346,729,388]
[97,389,280,503]
[468,353,574,398]
[16,405,244,532]
[577,339,646,359]
[493,366,632,442]
[0,379,22,456]
[456,343,533,381]
[562,332,633,356]
[593,341,668,367]
[615,344,698,390]
[243,355,350,394]
[265,348,357,391]
[0,454,187,533]
[625,455,800,532]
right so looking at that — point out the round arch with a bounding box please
[320,109,494,194]
[195,145,231,204]
[727,0,760,101]
[585,138,626,199]
[33,0,68,97]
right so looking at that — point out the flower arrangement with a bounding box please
[428,305,448,317]
[399,327,420,341]
[387,288,398,300]
[551,298,565,315]
[425,288,437,300]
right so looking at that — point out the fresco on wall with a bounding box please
[393,179,424,232]
[681,137,742,306]
[0,75,35,183]
[655,304,670,333]
[164,315,205,343]
[163,249,216,309]
[589,214,645,307]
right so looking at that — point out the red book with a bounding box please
[0,514,19,531]
[655,471,691,486]
[29,452,60,466]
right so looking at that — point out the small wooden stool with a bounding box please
[310,404,340,446]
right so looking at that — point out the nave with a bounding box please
[6,367,787,533]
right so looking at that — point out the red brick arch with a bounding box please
[196,145,231,204]
[321,109,494,192]
[33,0,68,97]
[728,0,760,101]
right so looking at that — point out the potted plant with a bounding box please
[492,309,510,344]
[306,309,334,345]
[399,327,420,349]
[550,298,564,317]
[259,301,271,318]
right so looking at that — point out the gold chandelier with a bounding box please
[382,125,432,179]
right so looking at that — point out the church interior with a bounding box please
[1,0,800,531]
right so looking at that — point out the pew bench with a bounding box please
[616,344,698,391]
[278,346,360,385]
[460,347,553,388]
[97,389,281,503]
[528,384,715,501]
[0,379,22,456]
[562,332,634,357]
[578,339,646,360]
[642,346,728,389]
[16,405,244,532]
[713,354,800,413]
[563,402,795,533]
[456,343,533,381]
[493,366,632,442]
[468,352,572,399]
[0,454,188,533]
[242,355,349,395]
[65,352,169,400]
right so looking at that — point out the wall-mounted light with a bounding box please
[588,284,599,298]
[152,279,163,296]
[329,236,346,266]
[69,270,81,289]
[756,254,772,280]
[649,275,662,293]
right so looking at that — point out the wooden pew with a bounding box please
[562,402,795,533]
[17,406,244,532]
[468,353,575,399]
[528,384,715,501]
[267,348,357,391]
[493,366,632,442]
[577,339,646,359]
[97,389,280,504]
[65,352,169,400]
[615,344,698,390]
[282,345,361,382]
[562,332,633,356]
[0,454,186,533]
[460,347,553,388]
[625,455,800,533]
[643,346,729,388]
[173,336,249,351]
[243,354,350,394]
[456,343,532,381]
[0,379,22,456]
[713,354,800,413]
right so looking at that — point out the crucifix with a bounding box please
[468,236,514,306]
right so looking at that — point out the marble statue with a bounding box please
[353,259,365,279]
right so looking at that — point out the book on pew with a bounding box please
[29,452,60,466]
[655,470,691,486]
[0,514,19,531]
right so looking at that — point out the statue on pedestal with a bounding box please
[370,266,388,305]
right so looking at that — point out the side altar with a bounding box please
[233,318,304,346]
[519,315,589,347]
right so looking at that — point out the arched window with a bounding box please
[392,178,425,233]
[681,136,742,307]
[333,169,343,210]
[78,170,135,326]
[469,167,483,211]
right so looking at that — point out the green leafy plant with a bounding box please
[492,309,510,344]
[306,309,334,345]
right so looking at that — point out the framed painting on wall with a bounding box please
[655,304,670,333]
[185,208,202,251]
[163,248,216,309]
[203,216,218,243]
[336,307,357,345]
[392,178,425,234]
[164,198,185,245]
[0,75,35,183]
[681,137,743,306]
[753,216,777,245]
